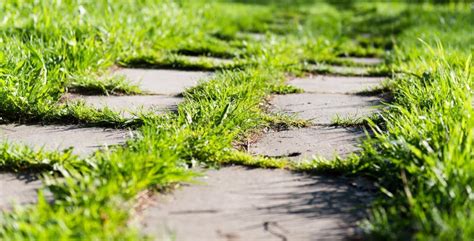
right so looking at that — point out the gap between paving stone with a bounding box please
[0,124,128,209]
[76,95,182,118]
[338,57,383,66]
[256,65,383,160]
[184,56,234,65]
[71,69,211,116]
[1,68,210,209]
[139,166,372,241]
[139,60,383,240]
[329,65,369,76]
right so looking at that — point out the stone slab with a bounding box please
[79,95,182,116]
[0,125,128,156]
[249,126,363,161]
[271,93,381,124]
[140,166,373,241]
[339,57,383,66]
[289,75,384,94]
[0,172,43,210]
[115,69,210,95]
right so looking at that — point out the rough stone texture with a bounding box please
[115,69,210,95]
[140,166,372,241]
[79,95,182,116]
[289,75,384,94]
[340,57,383,65]
[0,173,43,210]
[249,126,363,161]
[0,125,128,156]
[272,93,381,125]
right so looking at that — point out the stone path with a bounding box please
[0,67,210,209]
[75,69,211,116]
[251,74,382,160]
[0,56,385,239]
[139,61,385,240]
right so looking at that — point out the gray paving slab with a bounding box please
[339,57,383,66]
[272,93,381,125]
[115,69,211,95]
[78,95,182,117]
[289,75,384,94]
[249,126,363,161]
[0,172,44,210]
[0,125,128,156]
[140,166,372,241]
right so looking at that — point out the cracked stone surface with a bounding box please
[115,69,211,95]
[249,126,364,161]
[0,124,128,156]
[78,95,182,117]
[289,75,384,94]
[0,173,45,210]
[140,166,372,241]
[271,93,381,125]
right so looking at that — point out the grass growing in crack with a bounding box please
[67,75,142,96]
[0,143,81,173]
[269,84,304,94]
[331,115,366,127]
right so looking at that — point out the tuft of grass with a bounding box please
[269,84,304,94]
[67,75,142,96]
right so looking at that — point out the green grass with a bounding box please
[0,1,472,240]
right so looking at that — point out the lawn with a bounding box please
[0,0,472,240]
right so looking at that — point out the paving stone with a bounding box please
[78,95,182,117]
[0,125,128,156]
[0,172,44,210]
[115,69,211,95]
[249,126,363,161]
[289,75,384,94]
[272,93,381,125]
[140,166,373,241]
[339,57,383,66]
